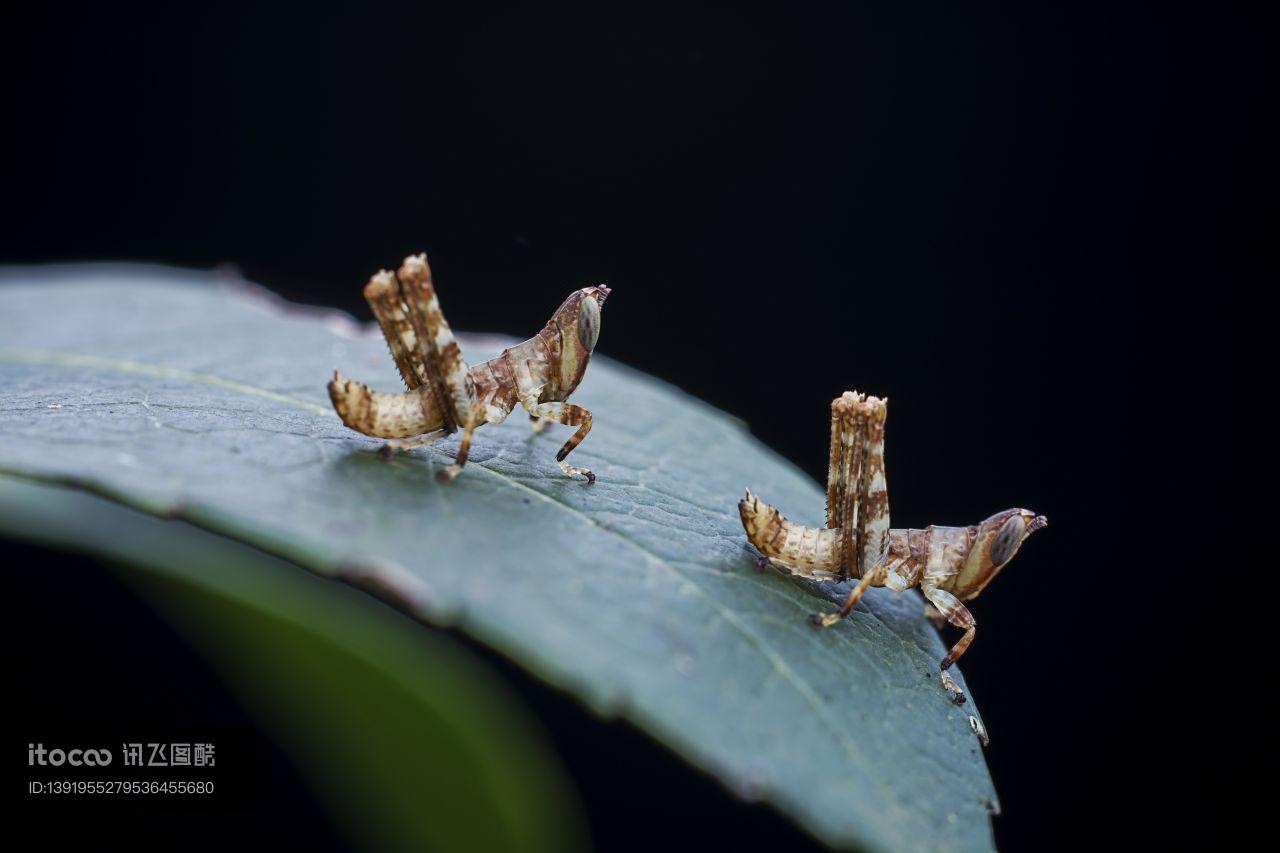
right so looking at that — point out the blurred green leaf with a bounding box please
[0,265,997,851]
[0,474,586,853]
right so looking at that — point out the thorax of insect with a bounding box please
[329,254,609,482]
[466,286,603,419]
[739,391,1047,704]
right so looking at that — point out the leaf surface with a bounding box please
[0,265,997,851]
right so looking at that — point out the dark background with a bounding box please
[4,1,1251,849]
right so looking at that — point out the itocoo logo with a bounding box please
[28,744,113,766]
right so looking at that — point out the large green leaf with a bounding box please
[0,264,997,851]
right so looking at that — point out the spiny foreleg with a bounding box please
[522,399,595,482]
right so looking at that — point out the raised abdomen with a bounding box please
[328,372,445,438]
[739,489,843,575]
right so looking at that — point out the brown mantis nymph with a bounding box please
[329,254,609,482]
[739,391,1047,704]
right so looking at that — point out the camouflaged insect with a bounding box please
[329,254,609,483]
[739,391,1047,705]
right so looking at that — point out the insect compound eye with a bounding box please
[989,515,1027,567]
[577,293,601,351]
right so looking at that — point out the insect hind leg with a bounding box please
[397,255,475,434]
[363,270,429,389]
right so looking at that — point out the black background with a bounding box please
[4,1,1251,850]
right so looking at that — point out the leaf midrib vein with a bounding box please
[0,346,874,775]
[0,349,335,417]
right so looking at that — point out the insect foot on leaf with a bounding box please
[940,669,966,705]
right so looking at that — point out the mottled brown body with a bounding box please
[329,254,609,482]
[739,391,1046,704]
